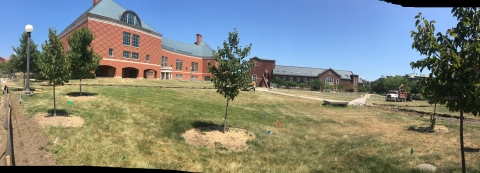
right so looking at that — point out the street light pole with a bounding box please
[24,24,33,96]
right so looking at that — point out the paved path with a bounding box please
[255,87,370,105]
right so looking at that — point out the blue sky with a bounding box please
[0,0,459,81]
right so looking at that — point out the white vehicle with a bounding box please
[386,90,399,102]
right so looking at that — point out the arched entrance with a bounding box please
[144,69,157,79]
[122,67,139,78]
[96,65,116,77]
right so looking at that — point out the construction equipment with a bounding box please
[385,84,408,102]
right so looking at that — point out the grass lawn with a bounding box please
[12,80,480,172]
[24,78,216,89]
[271,88,365,101]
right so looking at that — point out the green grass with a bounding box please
[366,93,480,120]
[12,79,480,172]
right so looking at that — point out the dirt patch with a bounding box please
[182,126,256,152]
[33,113,84,127]
[416,163,437,172]
[8,93,57,166]
[408,125,449,133]
[64,95,97,101]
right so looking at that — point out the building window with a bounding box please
[123,32,131,46]
[191,75,198,80]
[108,48,113,57]
[162,56,168,67]
[176,59,183,70]
[176,74,183,79]
[282,76,286,80]
[297,77,301,82]
[336,79,339,84]
[289,77,293,81]
[146,55,150,62]
[191,62,199,71]
[132,34,139,47]
[326,77,334,83]
[123,51,130,59]
[252,74,257,81]
[304,78,308,82]
[122,12,140,26]
[132,52,139,60]
[254,62,257,66]
[147,71,153,76]
[283,71,286,73]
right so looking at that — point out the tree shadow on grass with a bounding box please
[66,92,98,97]
[46,109,71,117]
[407,126,434,133]
[8,87,40,92]
[465,147,480,153]
[191,121,224,132]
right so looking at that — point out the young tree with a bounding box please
[309,79,324,91]
[272,77,285,88]
[337,83,345,92]
[39,28,71,117]
[298,83,307,90]
[207,28,253,133]
[10,32,41,86]
[410,8,480,173]
[67,26,102,96]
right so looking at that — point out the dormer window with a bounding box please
[121,11,142,27]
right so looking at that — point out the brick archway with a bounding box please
[96,65,116,77]
[143,69,157,79]
[122,67,139,78]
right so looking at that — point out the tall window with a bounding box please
[132,34,139,47]
[123,51,130,59]
[146,55,150,62]
[176,59,183,70]
[132,52,139,60]
[123,32,131,46]
[176,74,183,79]
[326,77,334,83]
[252,74,257,82]
[289,77,293,81]
[304,78,308,82]
[191,62,199,71]
[108,48,113,57]
[162,56,168,67]
[297,77,301,82]
[282,76,286,80]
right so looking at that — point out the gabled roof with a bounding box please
[161,38,214,58]
[250,56,276,62]
[272,65,356,79]
[87,0,158,33]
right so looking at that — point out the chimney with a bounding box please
[196,34,202,45]
[93,0,101,5]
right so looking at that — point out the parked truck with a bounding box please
[385,84,408,102]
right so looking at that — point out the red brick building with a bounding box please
[271,65,361,92]
[58,0,365,90]
[58,0,216,80]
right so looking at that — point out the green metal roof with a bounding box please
[162,38,214,58]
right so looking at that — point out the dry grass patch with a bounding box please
[33,113,84,127]
[64,95,97,101]
[182,126,256,152]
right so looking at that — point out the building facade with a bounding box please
[58,0,366,91]
[58,0,216,80]
[272,65,360,92]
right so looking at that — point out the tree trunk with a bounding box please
[23,72,26,89]
[53,84,56,117]
[80,77,82,96]
[460,108,466,173]
[223,98,230,133]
